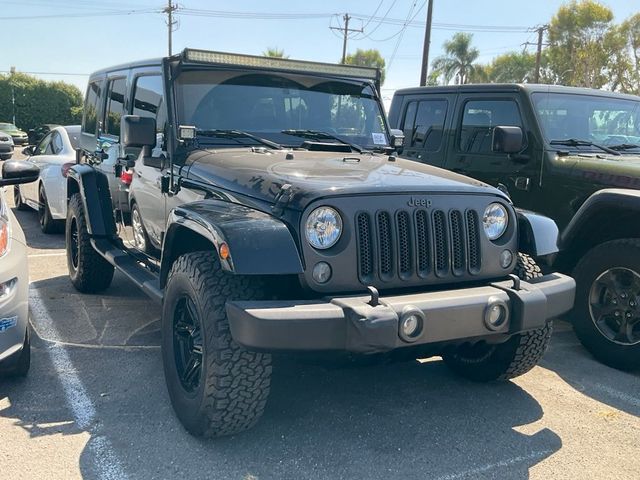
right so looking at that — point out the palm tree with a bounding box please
[263,48,288,58]
[431,33,481,84]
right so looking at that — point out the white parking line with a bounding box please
[30,288,129,480]
[28,252,66,258]
[433,449,553,480]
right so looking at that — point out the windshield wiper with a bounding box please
[281,129,365,153]
[608,143,640,151]
[550,138,620,156]
[195,129,282,150]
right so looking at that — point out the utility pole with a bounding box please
[419,0,434,86]
[534,25,548,84]
[163,0,178,56]
[330,14,363,63]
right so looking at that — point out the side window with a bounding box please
[132,75,165,132]
[83,81,101,135]
[401,101,417,139]
[51,132,64,154]
[105,78,127,138]
[412,100,447,151]
[36,132,53,155]
[459,99,523,154]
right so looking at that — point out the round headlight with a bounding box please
[483,203,509,240]
[305,207,343,249]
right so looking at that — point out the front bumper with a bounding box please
[11,136,28,146]
[0,232,29,362]
[227,273,575,353]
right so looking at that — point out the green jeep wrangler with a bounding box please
[389,84,640,370]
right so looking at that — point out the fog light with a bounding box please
[0,278,17,300]
[500,249,513,268]
[484,297,509,331]
[399,306,424,342]
[312,262,332,284]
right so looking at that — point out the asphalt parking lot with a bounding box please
[0,156,639,480]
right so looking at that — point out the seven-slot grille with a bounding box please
[356,209,482,283]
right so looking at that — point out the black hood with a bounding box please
[184,148,504,210]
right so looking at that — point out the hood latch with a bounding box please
[272,183,293,216]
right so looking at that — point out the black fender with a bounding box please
[159,200,304,288]
[559,188,640,255]
[66,164,117,237]
[516,208,560,258]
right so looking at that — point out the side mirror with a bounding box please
[492,126,523,154]
[389,128,405,148]
[0,160,40,186]
[22,145,35,156]
[121,115,156,150]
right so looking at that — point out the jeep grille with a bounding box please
[356,208,482,283]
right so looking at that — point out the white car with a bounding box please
[14,125,80,233]
[0,160,40,377]
[0,131,13,161]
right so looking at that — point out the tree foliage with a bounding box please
[344,48,386,85]
[431,33,482,85]
[263,47,288,58]
[487,52,538,83]
[547,0,615,88]
[0,72,83,130]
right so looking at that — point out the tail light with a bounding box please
[120,170,133,186]
[61,162,75,178]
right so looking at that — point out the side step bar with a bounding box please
[91,238,164,305]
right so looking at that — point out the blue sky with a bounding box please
[1,0,638,107]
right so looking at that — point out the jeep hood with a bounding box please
[183,148,502,210]
[557,152,640,189]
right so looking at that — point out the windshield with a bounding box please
[533,92,640,151]
[0,123,17,130]
[176,70,388,149]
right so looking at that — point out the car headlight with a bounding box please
[305,207,342,249]
[483,203,509,240]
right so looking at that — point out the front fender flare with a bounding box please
[160,200,303,287]
[559,188,640,250]
[516,208,560,258]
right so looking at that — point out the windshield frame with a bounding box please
[172,66,391,150]
[531,91,640,153]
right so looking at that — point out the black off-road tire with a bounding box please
[39,184,62,234]
[571,239,640,370]
[0,327,30,377]
[66,193,114,293]
[162,251,272,438]
[442,253,553,381]
[13,185,28,211]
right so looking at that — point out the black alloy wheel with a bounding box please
[173,296,204,393]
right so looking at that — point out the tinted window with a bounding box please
[132,75,166,132]
[65,127,80,150]
[402,101,417,139]
[83,81,101,134]
[105,78,126,138]
[51,131,64,154]
[459,99,522,153]
[406,100,447,151]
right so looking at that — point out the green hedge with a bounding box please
[0,72,83,130]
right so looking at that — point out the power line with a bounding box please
[0,8,159,21]
[0,70,89,76]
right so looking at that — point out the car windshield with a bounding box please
[175,70,388,149]
[532,92,640,152]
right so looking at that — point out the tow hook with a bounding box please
[367,286,380,307]
[509,274,521,291]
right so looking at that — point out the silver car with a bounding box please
[0,160,40,376]
[0,131,13,161]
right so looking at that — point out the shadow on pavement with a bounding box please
[11,206,66,250]
[541,324,640,418]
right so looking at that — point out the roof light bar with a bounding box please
[182,49,379,81]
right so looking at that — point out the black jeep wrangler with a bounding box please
[67,50,575,437]
[389,84,640,369]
